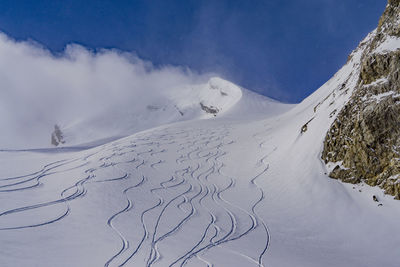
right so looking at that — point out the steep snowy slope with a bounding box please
[2,2,400,266]
[1,60,400,267]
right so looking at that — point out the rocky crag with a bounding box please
[51,124,65,146]
[322,0,400,199]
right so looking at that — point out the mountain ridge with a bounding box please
[321,0,400,199]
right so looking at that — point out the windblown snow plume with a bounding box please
[0,33,243,149]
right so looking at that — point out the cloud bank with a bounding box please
[0,33,210,148]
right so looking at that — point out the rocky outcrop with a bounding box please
[301,118,314,133]
[200,102,219,116]
[322,0,400,199]
[51,124,65,146]
[377,0,400,38]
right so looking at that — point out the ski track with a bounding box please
[250,124,279,266]
[0,124,272,266]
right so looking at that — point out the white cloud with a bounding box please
[0,33,210,148]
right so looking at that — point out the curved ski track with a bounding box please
[0,124,272,266]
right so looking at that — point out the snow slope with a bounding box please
[0,77,243,150]
[1,63,400,266]
[61,77,244,147]
[1,31,400,267]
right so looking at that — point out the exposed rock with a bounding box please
[51,124,65,146]
[377,0,400,38]
[200,102,219,116]
[322,0,400,199]
[300,118,314,134]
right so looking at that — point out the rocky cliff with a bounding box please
[322,0,400,199]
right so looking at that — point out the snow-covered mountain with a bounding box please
[1,1,400,267]
[60,77,244,147]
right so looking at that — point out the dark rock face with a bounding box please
[51,124,65,146]
[378,0,400,38]
[322,0,400,199]
[301,118,314,134]
[200,102,219,115]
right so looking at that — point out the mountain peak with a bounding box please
[377,0,400,36]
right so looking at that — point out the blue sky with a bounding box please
[0,0,386,103]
